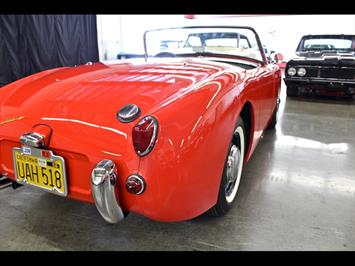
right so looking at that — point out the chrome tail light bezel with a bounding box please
[126,174,146,195]
[132,115,159,157]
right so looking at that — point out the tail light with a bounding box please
[132,116,158,156]
[126,174,146,195]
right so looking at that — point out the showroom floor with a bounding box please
[1,85,355,251]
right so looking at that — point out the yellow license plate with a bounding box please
[12,147,67,196]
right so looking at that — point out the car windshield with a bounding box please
[144,26,265,64]
[299,36,355,53]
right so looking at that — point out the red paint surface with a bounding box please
[0,58,281,221]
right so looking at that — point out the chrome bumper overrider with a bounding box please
[91,160,124,223]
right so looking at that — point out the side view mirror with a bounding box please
[274,53,284,63]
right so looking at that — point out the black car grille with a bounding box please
[295,66,355,80]
[320,68,354,79]
[304,68,318,77]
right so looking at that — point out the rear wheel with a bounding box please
[286,86,298,97]
[208,117,245,217]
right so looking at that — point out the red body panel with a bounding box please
[0,58,281,221]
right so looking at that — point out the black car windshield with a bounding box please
[298,36,355,53]
[144,26,266,64]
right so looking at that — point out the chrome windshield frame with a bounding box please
[143,26,268,66]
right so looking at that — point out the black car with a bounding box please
[284,34,355,97]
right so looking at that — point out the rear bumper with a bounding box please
[1,140,126,223]
[91,160,125,223]
[0,123,219,223]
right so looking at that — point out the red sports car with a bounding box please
[0,26,282,223]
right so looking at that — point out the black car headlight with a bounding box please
[297,67,306,77]
[287,67,297,76]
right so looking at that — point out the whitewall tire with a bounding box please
[208,117,246,217]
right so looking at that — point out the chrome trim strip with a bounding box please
[288,65,355,70]
[91,160,124,224]
[284,77,355,85]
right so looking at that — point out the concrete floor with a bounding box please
[1,85,355,251]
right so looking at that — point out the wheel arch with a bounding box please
[238,101,255,162]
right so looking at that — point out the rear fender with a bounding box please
[132,73,244,221]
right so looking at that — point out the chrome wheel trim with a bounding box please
[225,126,245,203]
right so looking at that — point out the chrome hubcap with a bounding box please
[225,145,241,197]
[225,125,245,203]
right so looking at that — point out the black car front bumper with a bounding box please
[284,76,355,92]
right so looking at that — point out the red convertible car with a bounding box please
[0,26,282,223]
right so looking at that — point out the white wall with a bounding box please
[96,15,123,60]
[97,15,189,60]
[97,15,355,61]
